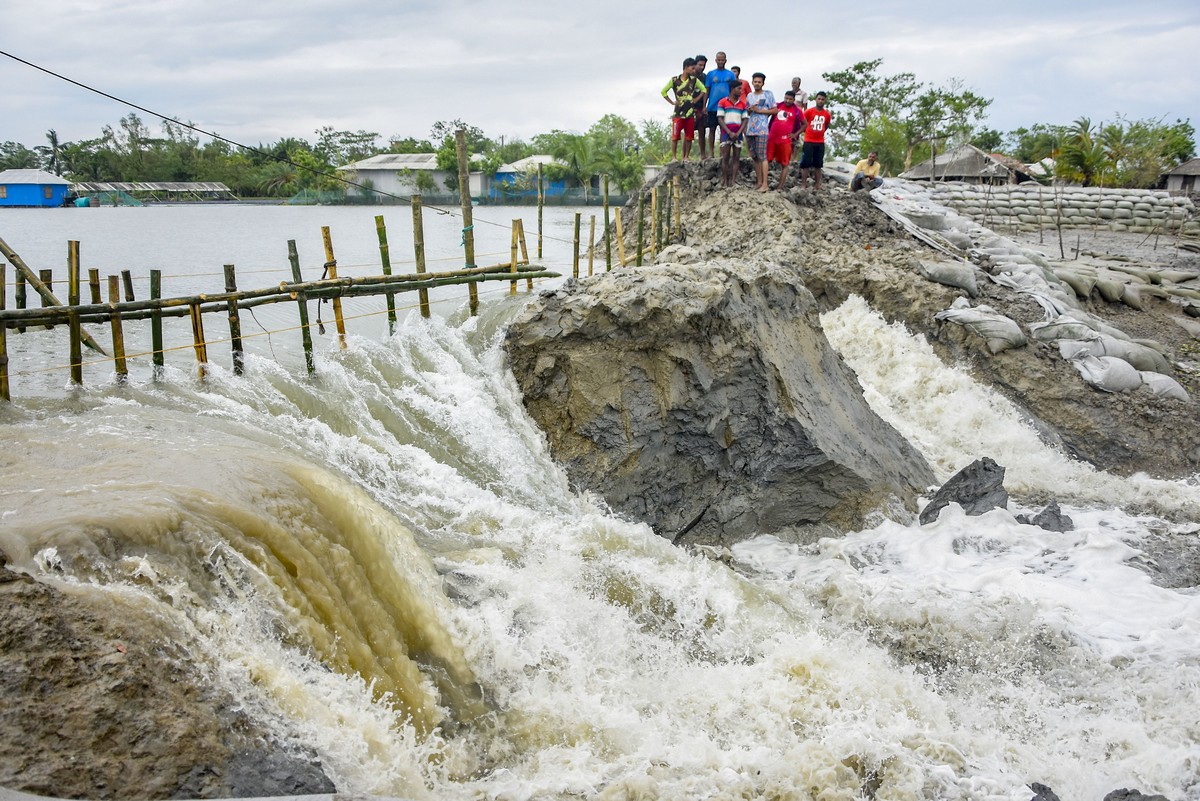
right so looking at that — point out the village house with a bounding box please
[0,169,71,207]
[900,144,1035,185]
[1162,158,1200,196]
[337,153,485,201]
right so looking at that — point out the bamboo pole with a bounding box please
[121,270,135,302]
[509,220,519,295]
[0,236,105,354]
[455,129,479,316]
[375,215,397,335]
[651,186,659,256]
[411,195,431,318]
[189,301,208,380]
[14,269,25,333]
[68,242,82,385]
[107,275,128,382]
[516,219,532,292]
[587,215,596,277]
[603,175,612,271]
[150,269,164,378]
[224,264,245,375]
[0,264,8,401]
[573,212,581,279]
[287,240,315,375]
[0,262,556,325]
[39,270,55,330]
[88,268,101,304]
[614,209,627,267]
[673,176,682,242]
[537,162,544,260]
[636,193,645,267]
[321,226,348,348]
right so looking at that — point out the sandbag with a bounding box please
[918,259,979,297]
[935,301,1028,354]
[1068,355,1143,393]
[1063,334,1171,373]
[1138,371,1190,402]
[1030,320,1099,342]
[1095,278,1125,303]
[1053,269,1097,299]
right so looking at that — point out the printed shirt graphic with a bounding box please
[803,108,832,143]
[745,90,776,137]
[717,96,748,130]
[705,68,738,110]
[769,105,801,143]
[662,75,706,119]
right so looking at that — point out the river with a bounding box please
[1,204,1198,801]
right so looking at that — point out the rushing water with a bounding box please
[1,207,1198,801]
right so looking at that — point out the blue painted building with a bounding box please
[489,155,567,201]
[0,169,71,207]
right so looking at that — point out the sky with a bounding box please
[2,0,1198,155]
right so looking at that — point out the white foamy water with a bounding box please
[2,217,1198,800]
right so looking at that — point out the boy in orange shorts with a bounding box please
[767,90,804,191]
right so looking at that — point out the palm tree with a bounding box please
[44,129,62,175]
[552,135,599,202]
[1058,118,1107,187]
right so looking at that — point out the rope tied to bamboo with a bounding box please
[460,225,473,246]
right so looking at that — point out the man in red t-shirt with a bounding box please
[767,90,804,191]
[798,91,832,191]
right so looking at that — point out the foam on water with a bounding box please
[3,305,1198,801]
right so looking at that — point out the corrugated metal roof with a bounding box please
[1167,157,1200,176]
[497,154,566,173]
[339,153,440,171]
[72,182,232,192]
[0,169,71,185]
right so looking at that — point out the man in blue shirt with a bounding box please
[703,51,737,161]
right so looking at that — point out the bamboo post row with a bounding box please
[107,275,128,382]
[673,176,682,242]
[67,242,82,386]
[224,264,245,376]
[321,226,348,348]
[287,240,316,375]
[150,270,164,377]
[375,215,397,335]
[455,129,479,317]
[603,175,612,272]
[411,195,431,318]
[0,236,106,354]
[0,264,8,402]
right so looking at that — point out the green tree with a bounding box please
[547,134,600,201]
[822,59,921,155]
[971,127,1004,153]
[0,141,40,170]
[1057,117,1108,186]
[1007,124,1067,163]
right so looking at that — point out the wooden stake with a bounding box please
[455,129,479,316]
[287,240,315,375]
[40,270,55,330]
[0,264,8,401]
[189,301,208,380]
[587,215,596,277]
[651,186,659,256]
[636,193,645,267]
[224,264,245,375]
[150,270,164,378]
[375,215,397,335]
[121,269,135,302]
[603,175,612,271]
[321,226,348,348]
[537,162,544,260]
[14,268,25,333]
[510,220,520,295]
[67,242,82,385]
[411,195,431,318]
[107,275,128,382]
[88,268,101,304]
[573,212,581,279]
[516,219,532,292]
[673,176,682,241]
[0,236,105,353]
[614,210,627,267]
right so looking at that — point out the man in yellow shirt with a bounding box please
[851,151,883,191]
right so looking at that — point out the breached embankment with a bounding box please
[504,160,1200,547]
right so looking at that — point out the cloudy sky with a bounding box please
[2,1,1197,153]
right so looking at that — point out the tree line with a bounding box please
[1,60,1193,196]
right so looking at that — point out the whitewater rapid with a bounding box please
[1,295,1197,801]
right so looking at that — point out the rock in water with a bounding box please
[1016,499,1075,532]
[504,261,935,546]
[919,457,1009,525]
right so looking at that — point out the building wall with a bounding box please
[0,183,69,207]
[350,169,484,200]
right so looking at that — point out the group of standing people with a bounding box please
[662,51,832,192]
